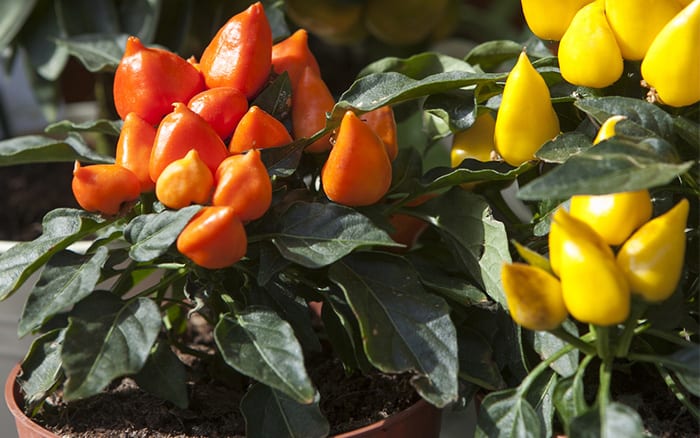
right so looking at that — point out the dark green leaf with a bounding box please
[125,205,201,262]
[251,71,292,121]
[664,346,700,396]
[457,325,506,390]
[419,189,511,306]
[533,321,579,378]
[518,137,693,200]
[553,374,587,434]
[55,33,126,72]
[260,138,307,178]
[475,389,543,438]
[0,0,37,50]
[322,286,373,374]
[569,403,643,438]
[419,161,531,192]
[574,97,676,140]
[359,52,478,79]
[673,115,700,147]
[17,1,69,81]
[116,0,160,43]
[18,246,109,337]
[241,383,329,438]
[407,253,489,306]
[18,328,64,406]
[134,340,188,409]
[0,134,114,166]
[214,308,316,404]
[464,40,523,71]
[272,201,400,268]
[330,252,458,407]
[535,132,592,163]
[0,209,106,300]
[62,292,161,400]
[45,118,123,136]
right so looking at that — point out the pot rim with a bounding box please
[5,363,58,437]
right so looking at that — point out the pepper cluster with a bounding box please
[501,116,690,330]
[71,2,397,269]
[522,0,700,107]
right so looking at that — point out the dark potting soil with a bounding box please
[27,315,420,438]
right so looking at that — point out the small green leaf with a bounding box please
[536,132,593,163]
[55,33,126,72]
[251,71,292,121]
[575,96,676,140]
[45,118,123,136]
[62,292,161,400]
[214,308,316,404]
[271,201,400,268]
[241,383,329,438]
[663,346,700,396]
[359,52,478,79]
[330,252,459,407]
[18,328,65,406]
[511,241,552,275]
[457,325,506,390]
[475,389,543,438]
[134,340,188,409]
[570,403,644,438]
[125,205,201,262]
[18,246,109,337]
[0,134,114,166]
[419,161,531,192]
[533,321,579,378]
[464,40,523,71]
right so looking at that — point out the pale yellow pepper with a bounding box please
[521,0,594,41]
[617,199,689,302]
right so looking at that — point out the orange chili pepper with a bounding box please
[176,206,248,269]
[187,87,249,140]
[212,148,272,221]
[72,162,141,216]
[292,65,335,153]
[271,29,321,88]
[155,149,214,209]
[362,106,398,161]
[115,112,157,193]
[321,111,392,206]
[199,2,272,99]
[229,106,293,154]
[113,36,205,125]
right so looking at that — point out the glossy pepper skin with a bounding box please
[558,0,624,88]
[115,112,157,193]
[494,51,560,166]
[187,87,248,140]
[641,0,700,107]
[292,65,335,153]
[176,206,247,269]
[501,262,568,331]
[550,208,630,326]
[521,0,594,41]
[451,112,496,165]
[199,2,272,99]
[617,199,689,302]
[149,103,229,182]
[362,106,399,162]
[271,29,321,89]
[155,149,214,209]
[321,111,392,207]
[229,106,293,154]
[72,162,141,216]
[212,149,272,221]
[113,36,205,125]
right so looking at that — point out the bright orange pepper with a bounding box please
[292,65,335,153]
[212,149,272,221]
[362,106,398,161]
[187,87,249,140]
[115,112,157,192]
[228,106,293,154]
[271,29,321,88]
[72,162,141,216]
[155,149,214,209]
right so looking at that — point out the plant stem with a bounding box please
[655,364,700,420]
[573,354,596,413]
[596,356,613,411]
[643,327,696,348]
[592,324,613,362]
[517,342,576,397]
[615,300,648,358]
[549,326,597,356]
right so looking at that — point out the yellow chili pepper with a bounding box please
[616,199,689,302]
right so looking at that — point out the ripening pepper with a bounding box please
[558,1,624,88]
[271,29,321,89]
[292,65,335,153]
[451,112,497,165]
[617,199,689,302]
[550,208,630,326]
[641,0,700,107]
[212,149,272,221]
[187,87,248,140]
[177,206,247,269]
[115,112,157,192]
[149,103,229,182]
[199,2,272,99]
[284,0,367,45]
[364,0,449,45]
[501,262,568,331]
[362,106,398,161]
[605,0,682,61]
[72,162,141,216]
[113,36,205,125]
[569,115,653,246]
[321,111,392,207]
[229,106,293,154]
[155,149,214,209]
[521,0,594,41]
[494,51,560,166]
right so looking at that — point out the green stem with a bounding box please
[644,327,696,348]
[626,352,696,370]
[517,342,576,397]
[596,357,613,411]
[573,354,596,413]
[549,326,597,356]
[615,300,648,358]
[592,325,613,362]
[655,364,700,420]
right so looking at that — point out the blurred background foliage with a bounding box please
[0,0,527,139]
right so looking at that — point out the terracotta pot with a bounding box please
[6,363,441,438]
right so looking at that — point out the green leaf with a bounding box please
[55,33,126,72]
[214,308,316,404]
[45,118,123,136]
[359,52,478,79]
[511,241,552,275]
[518,137,694,200]
[0,0,37,50]
[322,286,373,374]
[241,383,329,438]
[17,0,69,81]
[535,132,593,164]
[419,189,511,306]
[260,138,308,178]
[569,403,643,438]
[575,96,676,140]
[329,252,458,407]
[475,389,543,438]
[251,71,292,121]
[464,40,523,71]
[18,328,65,406]
[0,209,106,300]
[533,321,579,378]
[408,253,489,306]
[419,161,532,192]
[664,346,700,396]
[0,134,114,166]
[62,292,161,400]
[116,0,160,43]
[18,246,109,337]
[125,205,201,262]
[271,201,400,268]
[553,374,587,434]
[134,340,188,409]
[457,325,506,390]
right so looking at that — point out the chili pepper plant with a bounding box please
[0,1,698,436]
